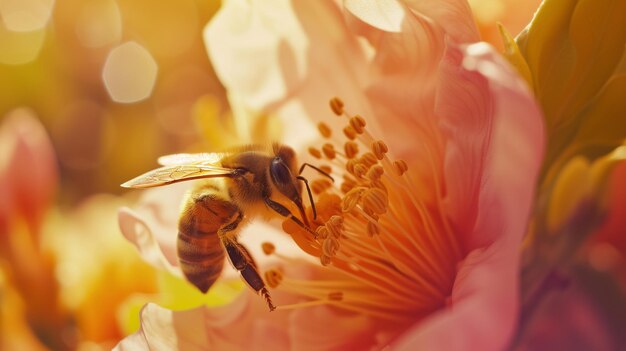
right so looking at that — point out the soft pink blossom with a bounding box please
[117,0,544,350]
[0,108,58,235]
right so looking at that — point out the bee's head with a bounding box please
[270,144,308,225]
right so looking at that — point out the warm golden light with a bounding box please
[75,0,122,48]
[0,0,54,32]
[102,41,158,104]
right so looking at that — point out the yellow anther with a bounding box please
[330,97,344,116]
[367,221,380,237]
[354,163,368,178]
[343,126,357,140]
[394,160,408,176]
[349,116,366,134]
[362,187,388,215]
[322,143,336,159]
[316,226,329,239]
[311,179,333,194]
[320,165,332,174]
[328,291,343,301]
[265,269,283,288]
[344,141,359,159]
[308,147,322,159]
[372,140,388,160]
[262,242,275,255]
[360,152,378,168]
[318,122,332,138]
[320,254,332,266]
[342,187,364,213]
[366,165,384,181]
[322,236,340,257]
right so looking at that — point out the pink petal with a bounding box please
[289,306,378,351]
[204,0,373,147]
[115,264,381,351]
[118,182,193,277]
[403,0,480,43]
[344,0,479,43]
[343,0,406,32]
[0,108,58,230]
[394,43,544,350]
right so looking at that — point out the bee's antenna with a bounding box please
[298,163,334,182]
[296,175,317,220]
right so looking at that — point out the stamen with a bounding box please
[353,163,368,178]
[342,187,364,212]
[372,141,388,160]
[262,242,275,255]
[367,221,379,237]
[326,215,344,238]
[308,147,322,159]
[361,188,388,215]
[394,160,408,176]
[265,269,283,288]
[360,153,378,168]
[322,143,336,159]
[330,97,344,116]
[320,254,332,266]
[350,116,366,134]
[311,179,333,194]
[316,226,329,239]
[343,126,357,140]
[366,165,384,181]
[317,122,332,138]
[322,236,340,257]
[344,141,359,159]
[274,99,458,323]
[345,159,358,175]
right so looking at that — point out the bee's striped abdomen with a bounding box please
[177,185,240,293]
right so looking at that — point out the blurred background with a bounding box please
[0,1,540,350]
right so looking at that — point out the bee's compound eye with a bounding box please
[270,158,292,186]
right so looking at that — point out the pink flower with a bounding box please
[117,0,544,350]
[0,108,58,235]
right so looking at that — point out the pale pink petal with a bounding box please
[118,182,193,277]
[289,306,378,351]
[343,0,406,32]
[393,238,519,350]
[118,207,182,278]
[344,0,479,43]
[393,43,544,350]
[0,108,58,230]
[115,265,381,351]
[403,0,480,43]
[204,0,373,147]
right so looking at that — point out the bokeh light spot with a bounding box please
[102,41,158,103]
[0,23,45,65]
[75,0,122,48]
[0,0,54,32]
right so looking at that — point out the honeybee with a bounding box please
[122,144,329,311]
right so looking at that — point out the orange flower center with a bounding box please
[265,98,463,323]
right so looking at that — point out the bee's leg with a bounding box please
[264,197,317,239]
[223,239,276,312]
[220,210,244,233]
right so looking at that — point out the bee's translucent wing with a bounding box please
[157,153,225,167]
[122,153,235,189]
